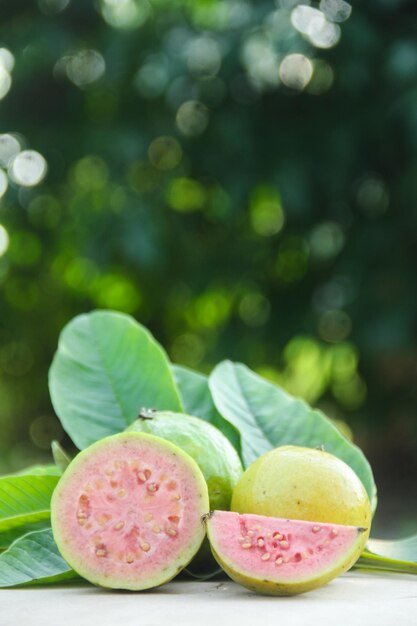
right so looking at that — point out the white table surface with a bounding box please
[1,571,416,626]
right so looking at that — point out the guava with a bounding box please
[51,432,209,590]
[231,445,372,549]
[127,410,243,510]
[207,510,367,595]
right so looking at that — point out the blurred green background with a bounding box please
[0,1,416,532]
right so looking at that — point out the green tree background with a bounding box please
[0,0,415,529]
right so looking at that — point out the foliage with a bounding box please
[0,2,415,496]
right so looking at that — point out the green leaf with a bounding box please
[0,522,51,551]
[209,361,377,508]
[51,441,72,473]
[12,465,61,477]
[356,535,417,575]
[368,535,417,562]
[49,310,183,449]
[0,528,76,587]
[172,364,217,422]
[0,474,59,532]
[172,364,241,452]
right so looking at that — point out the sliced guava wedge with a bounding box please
[206,510,367,595]
[51,432,209,590]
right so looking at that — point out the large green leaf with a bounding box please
[0,521,51,551]
[0,528,76,587]
[0,474,59,532]
[209,361,377,508]
[49,310,183,449]
[12,465,61,477]
[172,364,241,452]
[356,534,417,575]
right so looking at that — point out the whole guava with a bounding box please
[51,432,209,590]
[127,410,243,510]
[231,445,372,551]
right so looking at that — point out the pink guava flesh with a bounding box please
[208,511,363,583]
[51,434,208,589]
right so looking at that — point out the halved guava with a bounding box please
[127,411,243,510]
[51,432,209,590]
[206,511,367,595]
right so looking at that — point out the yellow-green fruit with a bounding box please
[231,445,372,550]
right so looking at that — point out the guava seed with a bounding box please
[97,513,111,526]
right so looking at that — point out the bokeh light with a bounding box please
[186,36,222,78]
[148,136,182,171]
[291,5,341,49]
[309,222,345,261]
[66,50,106,87]
[0,170,8,198]
[167,178,206,212]
[279,53,313,90]
[10,150,47,187]
[0,48,15,73]
[176,100,209,137]
[0,65,12,100]
[0,224,9,257]
[134,55,169,99]
[100,0,151,30]
[356,176,390,216]
[307,59,334,94]
[249,185,285,236]
[319,0,352,23]
[0,134,21,167]
[318,309,352,343]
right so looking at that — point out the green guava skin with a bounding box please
[231,445,372,553]
[127,411,243,510]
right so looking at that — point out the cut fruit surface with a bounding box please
[51,432,209,590]
[207,511,366,596]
